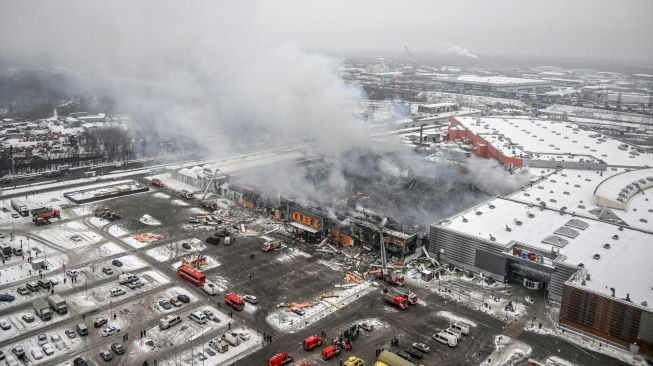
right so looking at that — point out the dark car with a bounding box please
[405,348,423,359]
[11,346,25,358]
[0,294,15,302]
[111,342,125,355]
[205,235,221,245]
[159,299,172,310]
[93,317,108,328]
[112,259,123,267]
[73,357,89,366]
[396,350,412,361]
[181,242,192,250]
[177,294,190,303]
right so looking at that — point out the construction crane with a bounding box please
[200,168,228,201]
[404,45,414,60]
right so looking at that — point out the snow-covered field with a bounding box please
[481,335,532,366]
[107,223,130,237]
[145,238,204,262]
[36,221,102,250]
[266,282,376,333]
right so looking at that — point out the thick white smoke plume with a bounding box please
[0,1,519,226]
[444,42,479,59]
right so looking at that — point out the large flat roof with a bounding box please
[436,75,551,86]
[508,168,653,232]
[437,197,653,309]
[453,116,653,167]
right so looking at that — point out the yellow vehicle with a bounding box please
[374,362,389,366]
[344,356,364,366]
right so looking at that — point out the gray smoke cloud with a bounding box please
[0,0,527,227]
[444,43,479,59]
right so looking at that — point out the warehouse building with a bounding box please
[428,194,653,356]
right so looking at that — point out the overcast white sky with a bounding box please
[1,0,652,65]
[255,0,653,63]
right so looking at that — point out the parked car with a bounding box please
[73,357,89,366]
[112,259,123,267]
[25,282,39,292]
[37,334,47,346]
[101,326,120,337]
[42,344,55,356]
[11,346,24,358]
[110,288,126,297]
[99,351,113,361]
[65,269,79,278]
[50,333,61,342]
[37,279,52,289]
[181,242,192,250]
[237,331,250,341]
[412,342,430,353]
[0,319,11,330]
[5,357,19,366]
[0,294,15,302]
[111,342,125,355]
[21,314,34,323]
[94,317,108,328]
[202,310,219,322]
[292,308,306,316]
[16,287,30,296]
[244,295,258,304]
[177,294,190,303]
[102,267,113,275]
[396,350,412,361]
[159,299,172,310]
[65,329,77,338]
[188,217,200,224]
[31,348,44,360]
[0,350,4,361]
[405,348,423,359]
[127,280,144,290]
[170,298,182,307]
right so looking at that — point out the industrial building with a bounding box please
[434,75,553,94]
[447,116,653,169]
[428,195,653,356]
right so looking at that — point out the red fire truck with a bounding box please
[176,265,205,286]
[224,292,245,311]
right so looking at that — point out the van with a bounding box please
[159,314,182,330]
[118,274,138,284]
[451,322,470,335]
[76,323,88,336]
[190,311,207,324]
[37,279,52,289]
[26,282,40,292]
[445,327,462,340]
[433,331,457,347]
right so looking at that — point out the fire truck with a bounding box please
[389,287,418,305]
[267,352,293,366]
[321,345,340,360]
[382,288,408,310]
[302,335,323,351]
[32,208,61,226]
[224,293,244,311]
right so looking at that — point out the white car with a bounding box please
[244,295,258,304]
[110,288,126,297]
[0,319,10,330]
[42,344,55,356]
[50,333,61,342]
[30,348,44,360]
[102,326,120,337]
[237,331,250,341]
[65,269,79,278]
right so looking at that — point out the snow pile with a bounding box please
[139,214,162,226]
[153,192,171,199]
[108,224,130,237]
[266,282,376,333]
[436,311,478,327]
[170,199,190,206]
[481,335,532,366]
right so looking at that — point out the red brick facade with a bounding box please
[448,117,523,168]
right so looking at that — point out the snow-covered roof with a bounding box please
[438,197,653,309]
[437,75,550,86]
[453,116,653,167]
[509,167,653,231]
[594,167,653,210]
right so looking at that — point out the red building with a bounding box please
[447,117,523,168]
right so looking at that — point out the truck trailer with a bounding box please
[33,297,52,321]
[10,198,29,217]
[47,294,67,315]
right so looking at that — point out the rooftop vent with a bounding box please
[527,211,534,218]
[610,287,615,297]
[603,243,611,249]
[612,235,619,240]
[581,280,586,286]
[505,225,512,232]
[462,216,468,223]
[643,301,648,307]
[593,254,601,260]
[488,204,496,209]
[489,234,496,242]
[578,263,584,268]
[475,210,482,216]
[514,218,523,226]
[586,274,591,281]
[625,293,632,303]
